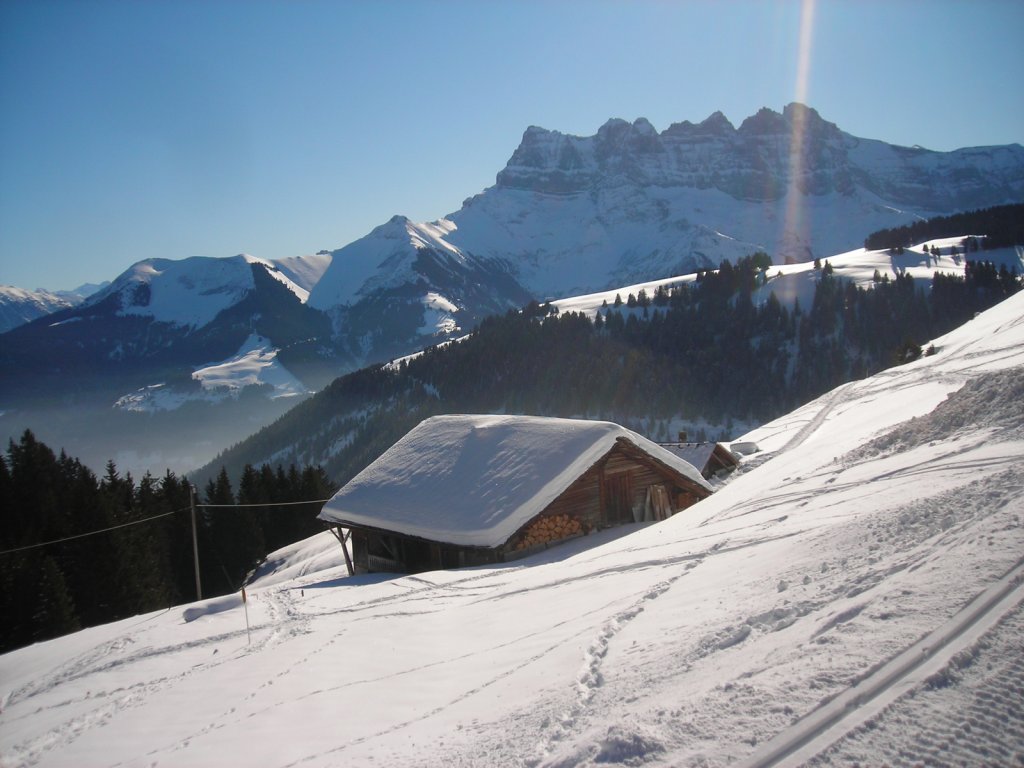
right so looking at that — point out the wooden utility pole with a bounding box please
[190,484,203,601]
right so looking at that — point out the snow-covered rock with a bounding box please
[85,254,309,330]
[0,285,77,334]
[313,103,1024,301]
[113,334,309,413]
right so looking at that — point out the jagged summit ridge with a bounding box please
[441,103,1024,294]
[492,102,995,203]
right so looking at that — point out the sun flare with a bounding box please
[783,0,817,262]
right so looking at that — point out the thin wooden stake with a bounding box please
[242,587,251,645]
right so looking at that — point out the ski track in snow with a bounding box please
[6,588,318,768]
[8,452,1022,768]
[741,554,1024,767]
[141,588,346,763]
[805,597,1024,767]
[529,558,706,767]
[779,382,854,454]
[22,452,1015,768]
[512,454,1024,768]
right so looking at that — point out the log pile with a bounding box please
[514,514,583,551]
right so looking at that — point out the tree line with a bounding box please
[863,203,1024,251]
[0,432,335,653]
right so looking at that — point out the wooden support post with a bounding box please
[330,526,355,576]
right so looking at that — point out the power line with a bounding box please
[197,499,333,509]
[1,497,336,557]
[0,506,189,556]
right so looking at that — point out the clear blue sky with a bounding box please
[2,0,1022,291]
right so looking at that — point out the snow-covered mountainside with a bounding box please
[271,252,334,295]
[114,334,309,413]
[0,254,338,477]
[0,254,333,396]
[2,105,1021,479]
[308,215,532,362]
[6,105,1021,398]
[313,103,1024,299]
[0,286,77,334]
[84,254,310,329]
[3,288,1022,768]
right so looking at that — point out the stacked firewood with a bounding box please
[514,514,583,551]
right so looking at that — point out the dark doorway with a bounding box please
[604,472,634,524]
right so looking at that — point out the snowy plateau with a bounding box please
[2,288,1023,766]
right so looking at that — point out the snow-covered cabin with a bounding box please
[318,415,713,574]
[657,441,740,480]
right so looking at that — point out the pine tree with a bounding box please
[33,556,80,642]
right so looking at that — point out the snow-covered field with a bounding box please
[3,293,1024,767]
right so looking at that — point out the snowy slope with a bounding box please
[271,252,333,297]
[307,216,466,309]
[113,334,309,412]
[0,286,77,333]
[192,334,308,399]
[2,292,1023,767]
[86,254,310,329]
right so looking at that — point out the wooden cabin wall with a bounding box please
[539,463,604,531]
[504,444,709,557]
[603,445,709,517]
[351,530,369,573]
[355,527,501,574]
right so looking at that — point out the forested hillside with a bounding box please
[0,432,335,653]
[864,203,1024,251]
[203,252,1021,491]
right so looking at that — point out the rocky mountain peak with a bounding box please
[738,106,788,136]
[663,111,736,139]
[783,102,842,141]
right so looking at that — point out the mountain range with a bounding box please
[1,103,1022,475]
[0,282,108,335]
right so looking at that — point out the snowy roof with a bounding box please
[318,414,712,548]
[659,442,739,477]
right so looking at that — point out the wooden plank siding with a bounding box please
[499,438,709,558]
